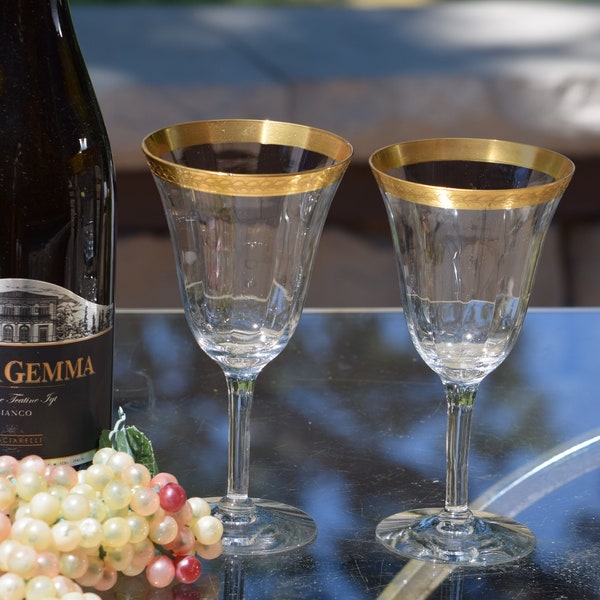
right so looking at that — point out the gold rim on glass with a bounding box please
[369,138,575,210]
[142,119,353,197]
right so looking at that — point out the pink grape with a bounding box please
[165,525,195,557]
[35,551,60,577]
[75,555,104,587]
[52,574,82,595]
[0,455,19,477]
[130,538,156,569]
[146,555,175,588]
[130,486,160,517]
[47,464,78,489]
[172,501,193,526]
[159,482,187,513]
[195,540,223,560]
[93,565,118,591]
[0,512,11,542]
[148,514,178,545]
[121,463,151,488]
[150,472,178,490]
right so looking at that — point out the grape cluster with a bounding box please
[0,450,223,600]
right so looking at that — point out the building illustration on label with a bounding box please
[0,279,112,344]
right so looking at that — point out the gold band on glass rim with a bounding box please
[369,138,575,209]
[142,119,353,197]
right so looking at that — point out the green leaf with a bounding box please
[123,426,158,477]
[99,408,159,476]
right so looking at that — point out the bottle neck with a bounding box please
[2,0,73,37]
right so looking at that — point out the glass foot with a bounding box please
[207,497,317,556]
[376,508,535,566]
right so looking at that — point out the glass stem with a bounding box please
[442,382,478,523]
[223,558,245,600]
[219,373,257,520]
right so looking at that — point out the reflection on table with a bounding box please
[107,308,600,599]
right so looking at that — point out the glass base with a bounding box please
[207,497,317,556]
[376,508,535,566]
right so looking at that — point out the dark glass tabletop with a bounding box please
[109,308,600,599]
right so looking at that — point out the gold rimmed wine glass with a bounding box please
[370,138,574,565]
[143,119,352,555]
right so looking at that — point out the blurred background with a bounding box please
[70,0,600,308]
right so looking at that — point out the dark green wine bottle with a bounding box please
[0,0,115,466]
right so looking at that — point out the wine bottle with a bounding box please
[0,0,115,466]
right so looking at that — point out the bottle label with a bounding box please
[0,279,113,466]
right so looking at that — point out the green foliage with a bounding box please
[99,407,159,476]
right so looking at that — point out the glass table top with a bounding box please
[108,308,600,599]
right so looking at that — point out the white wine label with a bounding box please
[0,279,113,465]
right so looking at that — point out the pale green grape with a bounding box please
[29,492,61,524]
[102,481,131,511]
[103,543,133,571]
[69,483,95,500]
[19,456,46,476]
[24,574,56,600]
[78,518,103,549]
[7,542,38,578]
[51,521,81,552]
[0,572,26,600]
[192,515,224,546]
[87,498,107,523]
[126,514,149,544]
[0,539,21,571]
[15,472,47,502]
[106,451,134,475]
[48,485,70,503]
[61,494,91,521]
[84,465,114,492]
[101,517,130,548]
[58,548,89,580]
[92,447,116,466]
[19,519,53,552]
[188,496,211,520]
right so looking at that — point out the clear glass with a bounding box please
[370,139,574,565]
[143,119,352,555]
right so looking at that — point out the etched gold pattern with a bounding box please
[369,138,575,209]
[142,119,353,197]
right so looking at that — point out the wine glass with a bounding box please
[142,119,352,555]
[370,138,574,565]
